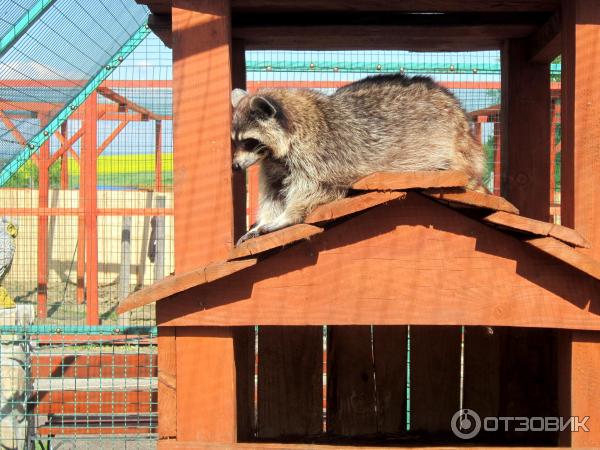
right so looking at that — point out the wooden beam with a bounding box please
[97,87,160,121]
[97,120,129,156]
[305,191,404,224]
[422,188,519,214]
[0,110,27,145]
[501,38,551,220]
[158,194,600,330]
[158,327,177,438]
[229,224,323,259]
[48,128,83,166]
[352,170,469,191]
[528,11,562,63]
[525,237,600,281]
[231,39,247,243]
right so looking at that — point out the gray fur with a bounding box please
[231,74,485,244]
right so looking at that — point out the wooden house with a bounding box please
[126,1,600,448]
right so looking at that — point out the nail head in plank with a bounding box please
[352,170,469,191]
[305,191,405,224]
[116,258,257,314]
[526,237,600,281]
[486,211,590,248]
[229,223,323,259]
[423,188,519,214]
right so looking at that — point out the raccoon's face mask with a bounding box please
[231,89,289,170]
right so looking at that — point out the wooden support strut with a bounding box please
[37,115,49,319]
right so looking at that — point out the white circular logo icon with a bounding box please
[451,409,481,440]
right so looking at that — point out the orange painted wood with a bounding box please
[410,326,461,434]
[422,188,519,214]
[97,119,129,156]
[82,93,99,324]
[352,170,468,191]
[0,207,172,216]
[233,326,256,441]
[37,116,49,320]
[570,330,600,447]
[305,191,405,224]
[485,211,590,248]
[117,259,256,314]
[229,224,323,259]
[158,326,177,439]
[326,326,377,436]
[0,110,27,145]
[173,0,235,272]
[528,11,561,63]
[501,38,551,221]
[36,334,155,345]
[257,326,322,438]
[31,354,157,378]
[155,120,163,191]
[175,327,236,443]
[97,86,161,120]
[32,390,156,415]
[525,237,600,281]
[232,39,248,242]
[159,194,600,330]
[59,122,69,189]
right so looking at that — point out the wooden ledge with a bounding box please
[352,170,469,191]
[485,211,590,248]
[526,237,600,281]
[116,259,257,314]
[422,188,519,214]
[305,191,405,224]
[229,223,323,259]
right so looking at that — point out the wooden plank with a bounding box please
[172,0,234,272]
[158,194,600,330]
[526,237,600,281]
[305,191,405,224]
[352,171,468,191]
[233,326,256,441]
[570,330,600,447]
[484,211,590,248]
[326,326,377,436]
[158,326,177,439]
[229,224,323,259]
[175,327,236,443]
[31,390,156,415]
[528,11,561,63]
[117,259,257,314]
[38,425,154,435]
[232,39,248,243]
[422,188,519,214]
[31,354,157,378]
[372,326,407,434]
[410,326,461,435]
[501,38,551,220]
[257,326,322,439]
[230,0,561,13]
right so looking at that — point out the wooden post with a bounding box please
[76,215,85,304]
[154,195,165,282]
[166,0,237,444]
[155,120,162,192]
[60,121,69,189]
[118,216,132,302]
[492,117,501,196]
[136,191,153,290]
[232,39,247,242]
[82,92,99,325]
[37,115,49,319]
[561,1,600,446]
[501,38,551,221]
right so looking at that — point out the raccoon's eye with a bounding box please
[241,138,261,152]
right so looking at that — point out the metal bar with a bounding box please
[0,0,56,57]
[83,92,99,325]
[155,120,162,191]
[0,23,150,186]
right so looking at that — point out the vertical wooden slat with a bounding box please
[372,325,407,434]
[501,38,551,221]
[37,115,49,319]
[60,121,69,189]
[410,326,461,435]
[257,326,322,439]
[172,0,234,273]
[155,119,163,192]
[561,2,600,446]
[233,326,256,441]
[175,326,237,442]
[118,216,131,302]
[158,326,177,439]
[326,326,377,436]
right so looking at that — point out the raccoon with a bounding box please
[231,74,485,244]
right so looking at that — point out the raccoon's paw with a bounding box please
[236,227,261,246]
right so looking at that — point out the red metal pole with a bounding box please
[37,115,49,319]
[60,121,69,189]
[155,120,162,192]
[82,93,99,325]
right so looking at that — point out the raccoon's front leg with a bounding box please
[236,189,286,245]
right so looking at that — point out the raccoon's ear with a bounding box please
[231,89,248,108]
[250,96,277,119]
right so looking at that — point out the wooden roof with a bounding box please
[117,171,600,331]
[136,1,561,53]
